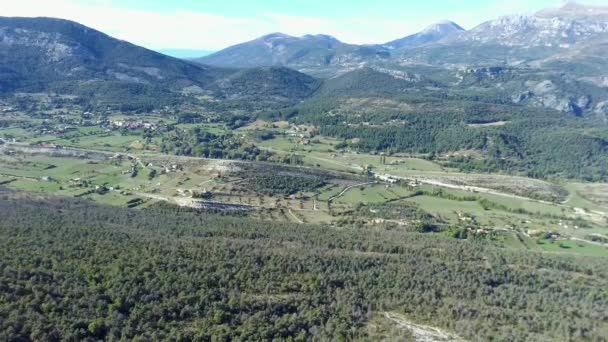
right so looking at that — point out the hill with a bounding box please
[383,21,465,50]
[194,3,608,117]
[0,17,318,111]
[196,33,390,78]
[1,192,606,341]
[209,66,321,110]
[0,17,223,107]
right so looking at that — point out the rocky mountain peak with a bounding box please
[383,20,464,50]
[460,2,608,47]
[259,32,294,41]
[537,1,608,19]
[421,20,464,34]
[302,34,339,42]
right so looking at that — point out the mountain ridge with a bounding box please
[198,2,608,63]
[383,21,465,50]
[0,16,322,110]
[196,33,389,77]
[2,2,608,117]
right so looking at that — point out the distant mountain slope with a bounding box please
[0,16,222,107]
[196,23,464,76]
[392,2,608,65]
[385,2,608,117]
[457,9,608,48]
[209,66,321,109]
[0,17,224,87]
[0,17,319,111]
[318,66,435,96]
[196,33,389,78]
[383,21,464,50]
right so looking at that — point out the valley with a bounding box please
[1,2,608,341]
[1,112,607,258]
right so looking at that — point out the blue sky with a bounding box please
[3,0,607,50]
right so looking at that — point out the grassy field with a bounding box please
[175,123,228,135]
[67,134,143,150]
[481,230,608,257]
[260,136,445,174]
[564,182,608,213]
[2,126,607,257]
[403,195,484,215]
[338,185,395,204]
[536,238,608,256]
[0,127,31,139]
[417,185,567,216]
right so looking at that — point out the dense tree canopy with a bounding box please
[0,189,606,341]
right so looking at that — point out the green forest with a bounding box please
[0,188,606,341]
[159,128,271,161]
[289,98,608,181]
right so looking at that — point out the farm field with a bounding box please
[0,115,607,257]
[564,182,608,213]
[536,238,608,256]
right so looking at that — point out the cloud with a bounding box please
[2,0,274,49]
[1,0,477,48]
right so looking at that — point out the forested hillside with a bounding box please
[0,17,318,112]
[0,189,606,341]
[286,85,608,181]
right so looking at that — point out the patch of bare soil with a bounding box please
[383,312,466,342]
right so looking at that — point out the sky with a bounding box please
[2,0,607,51]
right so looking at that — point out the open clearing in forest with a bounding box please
[379,312,465,342]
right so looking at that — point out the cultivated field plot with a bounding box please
[405,173,568,202]
[0,145,372,222]
[565,183,608,211]
[260,135,445,173]
[1,134,607,256]
[258,134,570,204]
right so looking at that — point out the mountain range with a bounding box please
[0,2,608,119]
[195,2,608,118]
[0,16,319,111]
[197,32,390,77]
[198,2,608,74]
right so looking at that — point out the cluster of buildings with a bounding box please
[109,120,156,130]
[374,173,399,184]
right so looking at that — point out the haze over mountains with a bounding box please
[158,49,215,59]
